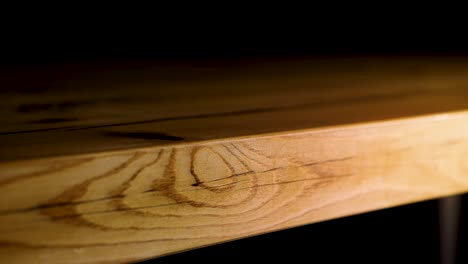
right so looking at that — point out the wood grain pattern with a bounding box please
[1,57,468,160]
[1,57,468,263]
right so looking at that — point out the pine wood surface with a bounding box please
[1,57,468,263]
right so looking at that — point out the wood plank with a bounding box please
[1,57,468,161]
[1,57,468,263]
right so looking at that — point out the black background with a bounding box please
[2,15,468,67]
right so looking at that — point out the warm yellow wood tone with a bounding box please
[1,57,468,160]
[1,57,468,263]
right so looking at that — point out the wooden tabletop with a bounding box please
[1,56,468,263]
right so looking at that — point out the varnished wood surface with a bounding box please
[1,57,468,160]
[1,57,468,263]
